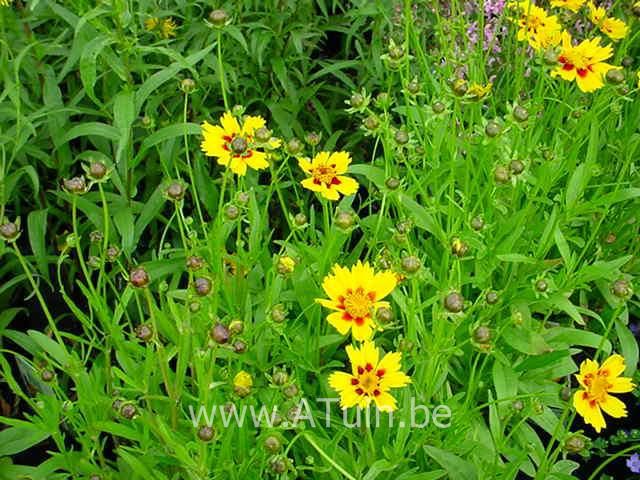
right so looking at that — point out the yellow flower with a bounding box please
[159,18,177,39]
[144,17,160,31]
[328,340,411,412]
[467,82,493,99]
[573,354,635,432]
[233,370,253,397]
[201,112,276,176]
[0,0,14,6]
[550,0,586,12]
[532,25,563,50]
[317,261,397,341]
[551,32,621,92]
[277,256,296,275]
[588,3,628,41]
[298,151,359,201]
[637,71,640,89]
[515,3,563,51]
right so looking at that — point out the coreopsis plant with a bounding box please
[201,112,279,175]
[551,32,621,92]
[328,340,411,411]
[573,354,635,433]
[587,2,629,41]
[317,261,397,341]
[298,151,359,200]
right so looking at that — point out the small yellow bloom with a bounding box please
[201,112,275,176]
[159,18,177,39]
[550,0,586,12]
[515,3,563,51]
[0,0,14,6]
[277,256,296,275]
[532,25,563,50]
[573,354,635,432]
[588,2,628,41]
[467,82,493,99]
[328,340,411,412]
[298,151,359,201]
[233,370,253,397]
[317,261,397,341]
[551,32,621,92]
[637,71,640,89]
[144,17,160,31]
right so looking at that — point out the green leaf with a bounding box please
[423,446,477,480]
[615,318,638,376]
[79,34,113,105]
[0,424,50,456]
[27,209,50,281]
[133,123,201,167]
[113,207,135,256]
[27,330,70,366]
[63,122,120,143]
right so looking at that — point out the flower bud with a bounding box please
[87,256,101,269]
[232,105,244,117]
[235,191,250,205]
[398,338,414,352]
[335,211,355,230]
[485,291,499,305]
[189,301,201,313]
[253,127,272,144]
[406,78,420,95]
[277,256,295,275]
[233,339,247,354]
[349,92,365,109]
[512,400,524,411]
[286,138,304,155]
[385,177,401,190]
[294,213,307,226]
[180,78,196,93]
[543,49,558,65]
[41,369,55,382]
[444,291,464,313]
[283,383,299,398]
[605,69,624,85]
[211,323,230,344]
[271,303,287,323]
[432,101,446,114]
[63,176,87,194]
[272,369,289,386]
[120,403,137,420]
[604,232,616,244]
[233,370,253,397]
[135,323,153,342]
[394,130,409,145]
[87,161,108,180]
[612,279,631,298]
[473,325,491,343]
[560,386,572,401]
[513,105,529,122]
[494,165,510,184]
[106,245,120,262]
[375,306,394,324]
[224,204,240,220]
[166,181,186,201]
[89,230,103,243]
[305,131,321,146]
[264,435,282,453]
[451,237,468,257]
[186,255,205,271]
[452,78,468,96]
[471,216,484,231]
[209,9,228,26]
[509,159,525,175]
[564,434,586,454]
[0,221,20,242]
[193,277,212,296]
[130,266,150,288]
[270,458,288,474]
[535,279,548,292]
[363,115,380,131]
[197,425,215,442]
[401,255,421,274]
[485,121,501,138]
[229,319,244,335]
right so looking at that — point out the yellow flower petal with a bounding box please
[599,393,628,418]
[220,112,240,135]
[573,390,606,432]
[242,115,265,136]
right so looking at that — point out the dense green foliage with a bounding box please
[0,0,639,479]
